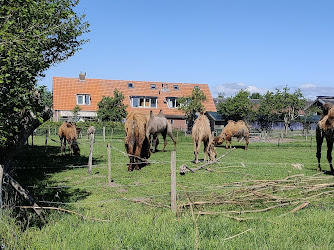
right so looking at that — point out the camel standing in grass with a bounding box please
[146,110,176,152]
[316,104,334,174]
[192,113,216,164]
[58,122,80,156]
[214,120,249,150]
[124,112,151,171]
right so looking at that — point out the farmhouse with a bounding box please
[52,74,217,130]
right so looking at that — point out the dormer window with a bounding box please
[76,94,90,105]
[194,86,200,90]
[128,83,134,88]
[173,85,179,90]
[150,84,156,89]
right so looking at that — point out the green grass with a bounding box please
[1,132,334,249]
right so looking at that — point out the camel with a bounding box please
[192,113,217,164]
[316,104,334,174]
[146,110,176,152]
[58,122,80,156]
[214,120,249,150]
[124,112,151,171]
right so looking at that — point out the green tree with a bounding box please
[217,89,254,122]
[178,88,207,131]
[256,91,278,131]
[249,92,262,99]
[0,0,89,165]
[274,86,306,135]
[97,89,128,122]
[71,105,82,121]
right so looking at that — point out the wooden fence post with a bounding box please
[107,143,113,185]
[88,133,94,175]
[44,129,48,152]
[171,151,177,213]
[111,128,114,141]
[103,127,106,142]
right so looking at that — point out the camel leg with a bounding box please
[60,137,64,155]
[161,131,168,152]
[203,140,208,162]
[152,134,159,152]
[193,140,199,164]
[326,139,333,174]
[316,125,323,172]
[245,137,249,150]
[134,145,142,170]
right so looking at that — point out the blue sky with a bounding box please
[38,0,334,100]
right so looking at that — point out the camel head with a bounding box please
[214,134,226,146]
[207,141,217,161]
[72,142,80,156]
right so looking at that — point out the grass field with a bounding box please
[1,130,334,249]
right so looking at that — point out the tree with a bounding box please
[256,91,278,131]
[178,88,207,131]
[71,105,82,121]
[249,92,262,99]
[97,89,128,122]
[274,86,306,135]
[0,0,89,165]
[217,89,254,123]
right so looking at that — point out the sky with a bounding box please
[38,0,334,100]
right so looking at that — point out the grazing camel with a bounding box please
[316,104,334,174]
[146,110,176,152]
[124,112,151,171]
[214,120,249,150]
[192,113,217,164]
[58,122,80,156]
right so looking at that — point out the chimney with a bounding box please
[79,71,86,81]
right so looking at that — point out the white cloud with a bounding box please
[300,83,317,89]
[211,82,269,97]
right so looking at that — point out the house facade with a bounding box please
[52,75,217,130]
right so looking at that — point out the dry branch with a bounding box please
[180,148,236,175]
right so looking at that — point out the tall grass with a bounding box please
[1,131,333,249]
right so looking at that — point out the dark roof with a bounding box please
[205,111,227,121]
[305,96,334,111]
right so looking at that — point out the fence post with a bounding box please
[103,127,106,142]
[111,128,114,141]
[88,133,94,175]
[44,129,48,152]
[107,143,113,185]
[278,133,280,147]
[171,151,177,213]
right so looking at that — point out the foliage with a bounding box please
[71,105,82,121]
[0,0,89,155]
[178,88,207,130]
[97,89,128,122]
[256,91,279,131]
[274,86,306,135]
[249,92,262,99]
[217,89,254,122]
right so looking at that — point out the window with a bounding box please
[173,85,179,90]
[130,96,157,108]
[76,94,90,105]
[170,119,174,124]
[167,97,179,108]
[194,86,200,90]
[150,84,156,89]
[128,82,134,88]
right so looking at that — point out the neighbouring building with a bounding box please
[52,74,217,130]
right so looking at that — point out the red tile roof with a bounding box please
[53,77,217,116]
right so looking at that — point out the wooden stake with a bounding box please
[107,143,113,185]
[88,133,94,175]
[171,151,177,213]
[103,126,106,142]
